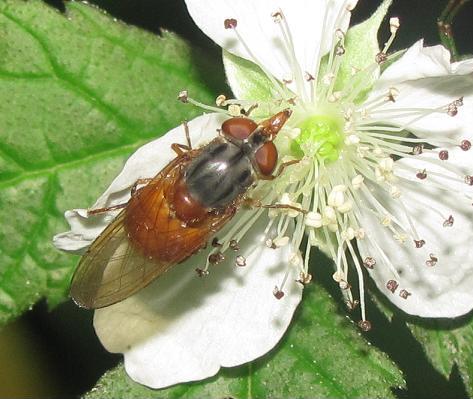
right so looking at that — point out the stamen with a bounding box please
[224,18,289,99]
[178,90,228,114]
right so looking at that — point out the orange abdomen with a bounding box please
[124,177,208,264]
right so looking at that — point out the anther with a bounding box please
[460,139,472,151]
[375,52,387,64]
[386,280,399,293]
[265,238,276,249]
[465,175,473,186]
[271,10,283,22]
[339,280,351,290]
[229,239,240,251]
[446,97,463,116]
[235,255,246,267]
[297,272,312,285]
[387,87,399,102]
[414,239,426,248]
[439,150,449,160]
[195,268,209,277]
[358,320,372,332]
[228,104,242,116]
[212,237,222,247]
[416,169,427,180]
[425,253,438,267]
[412,145,424,155]
[389,17,400,34]
[443,215,454,227]
[335,45,346,56]
[224,18,238,29]
[178,90,188,103]
[363,257,376,269]
[215,94,227,107]
[208,252,225,265]
[346,299,359,311]
[304,72,315,81]
[399,289,411,299]
[273,287,285,300]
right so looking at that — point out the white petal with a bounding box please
[52,113,226,253]
[357,148,473,317]
[94,217,302,389]
[185,0,354,95]
[368,40,473,141]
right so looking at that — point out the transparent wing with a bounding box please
[70,210,175,309]
[70,150,238,309]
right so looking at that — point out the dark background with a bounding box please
[1,0,472,398]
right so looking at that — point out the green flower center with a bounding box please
[292,114,344,163]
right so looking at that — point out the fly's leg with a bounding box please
[243,197,307,215]
[257,159,300,181]
[87,178,153,216]
[171,121,193,156]
[438,0,470,61]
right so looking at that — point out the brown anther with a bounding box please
[265,238,276,249]
[375,52,387,64]
[416,169,427,180]
[177,90,189,103]
[208,252,225,265]
[439,150,449,160]
[304,72,315,81]
[271,10,283,22]
[287,97,297,105]
[443,215,454,227]
[283,78,293,85]
[273,287,285,300]
[447,97,463,116]
[335,45,346,56]
[358,320,372,332]
[346,299,359,311]
[229,239,240,251]
[387,93,396,103]
[460,139,472,151]
[224,18,238,29]
[414,239,426,248]
[412,145,424,155]
[235,255,246,267]
[297,272,312,285]
[386,279,399,293]
[425,253,438,267]
[212,237,222,247]
[399,289,411,299]
[195,268,209,277]
[465,175,473,186]
[363,256,376,269]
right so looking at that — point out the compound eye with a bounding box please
[222,117,257,140]
[255,142,278,176]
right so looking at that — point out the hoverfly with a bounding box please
[70,109,294,309]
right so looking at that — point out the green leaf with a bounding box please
[409,319,473,396]
[0,0,223,326]
[223,50,280,104]
[86,281,404,398]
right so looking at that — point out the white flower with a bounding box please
[53,0,473,389]
[185,0,473,322]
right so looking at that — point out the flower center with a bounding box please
[293,113,344,162]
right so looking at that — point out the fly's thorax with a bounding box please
[184,138,254,209]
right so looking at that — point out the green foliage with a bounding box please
[0,0,221,325]
[86,281,404,398]
[410,319,473,396]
